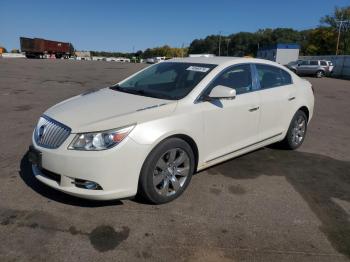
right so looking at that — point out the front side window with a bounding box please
[300,60,309,65]
[256,64,292,89]
[111,62,217,100]
[206,64,252,95]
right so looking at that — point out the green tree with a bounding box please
[141,45,187,58]
[303,27,337,55]
[188,35,221,55]
[229,32,258,56]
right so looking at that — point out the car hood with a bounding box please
[44,88,177,133]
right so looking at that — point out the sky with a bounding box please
[1,0,349,52]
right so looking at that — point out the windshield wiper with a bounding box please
[110,85,146,95]
[109,84,124,91]
[110,85,173,100]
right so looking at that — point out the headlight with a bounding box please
[68,125,135,151]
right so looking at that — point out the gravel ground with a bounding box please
[0,59,349,262]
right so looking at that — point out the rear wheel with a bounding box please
[138,138,195,204]
[280,110,308,150]
[316,70,324,78]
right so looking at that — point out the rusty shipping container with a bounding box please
[20,37,74,58]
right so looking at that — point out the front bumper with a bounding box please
[31,133,149,200]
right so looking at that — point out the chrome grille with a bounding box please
[34,116,71,149]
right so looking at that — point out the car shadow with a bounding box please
[19,151,123,207]
[203,147,350,258]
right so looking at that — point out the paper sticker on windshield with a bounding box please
[186,66,210,73]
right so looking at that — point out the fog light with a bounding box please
[85,181,98,190]
[73,179,102,190]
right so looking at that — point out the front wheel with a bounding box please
[316,70,324,78]
[280,110,308,150]
[138,138,195,204]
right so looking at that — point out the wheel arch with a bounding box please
[298,106,310,121]
[166,134,199,171]
[141,133,200,172]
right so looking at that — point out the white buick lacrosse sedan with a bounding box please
[29,57,314,204]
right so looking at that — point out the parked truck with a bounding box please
[20,37,74,59]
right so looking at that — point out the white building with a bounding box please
[75,51,91,60]
[257,43,300,65]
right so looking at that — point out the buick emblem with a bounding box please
[38,125,46,139]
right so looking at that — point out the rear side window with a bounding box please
[320,61,327,66]
[310,60,318,66]
[281,69,292,85]
[256,64,293,89]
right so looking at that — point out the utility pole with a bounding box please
[335,17,350,55]
[218,31,222,56]
[226,38,230,56]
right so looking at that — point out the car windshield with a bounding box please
[110,62,217,100]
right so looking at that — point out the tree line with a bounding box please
[120,6,349,58]
[90,46,188,59]
[188,6,350,57]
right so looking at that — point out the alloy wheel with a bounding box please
[291,115,306,146]
[316,71,324,78]
[153,148,190,197]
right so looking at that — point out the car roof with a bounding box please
[168,56,281,66]
[169,56,240,65]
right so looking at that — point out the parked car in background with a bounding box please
[29,57,314,204]
[287,59,333,78]
[146,57,166,64]
[286,60,302,72]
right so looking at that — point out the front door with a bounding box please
[199,64,260,162]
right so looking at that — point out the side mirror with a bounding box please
[207,85,236,100]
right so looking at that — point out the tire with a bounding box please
[280,110,308,150]
[316,70,324,78]
[138,138,195,204]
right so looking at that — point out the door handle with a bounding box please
[288,96,296,101]
[249,106,259,112]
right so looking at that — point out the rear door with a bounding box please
[309,60,319,74]
[254,64,296,140]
